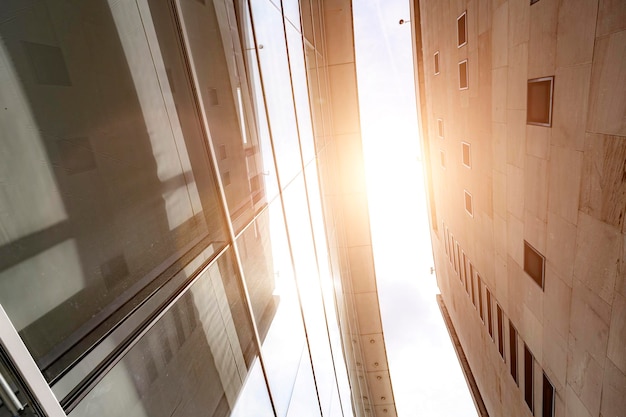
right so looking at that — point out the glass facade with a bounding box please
[0,0,363,416]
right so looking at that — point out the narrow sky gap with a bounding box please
[353,1,478,415]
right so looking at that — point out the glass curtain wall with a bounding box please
[0,0,354,417]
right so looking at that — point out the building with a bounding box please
[410,0,626,416]
[0,1,397,416]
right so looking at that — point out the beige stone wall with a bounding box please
[415,0,626,416]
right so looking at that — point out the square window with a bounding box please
[524,240,545,289]
[458,60,468,90]
[464,190,473,217]
[437,118,444,138]
[527,76,554,126]
[434,51,440,75]
[461,141,471,168]
[440,150,446,168]
[22,41,72,86]
[457,11,467,47]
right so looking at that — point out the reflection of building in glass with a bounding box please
[411,0,626,416]
[0,1,396,417]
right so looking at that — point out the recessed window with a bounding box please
[464,190,473,217]
[457,11,467,47]
[437,118,444,138]
[531,0,541,4]
[440,149,446,168]
[459,251,467,291]
[452,236,459,274]
[524,240,545,289]
[461,141,471,168]
[524,344,534,413]
[470,263,476,307]
[486,288,493,339]
[497,304,505,360]
[456,241,461,278]
[477,274,484,322]
[527,76,554,126]
[458,60,468,90]
[434,51,440,75]
[510,321,518,385]
[542,373,555,417]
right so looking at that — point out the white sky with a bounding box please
[352,1,479,416]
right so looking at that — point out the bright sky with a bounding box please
[352,1,479,416]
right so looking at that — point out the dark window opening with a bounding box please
[497,304,505,359]
[527,76,554,126]
[524,240,545,289]
[486,288,493,339]
[452,236,459,274]
[543,373,555,417]
[525,344,534,413]
[477,274,484,322]
[462,142,471,168]
[457,12,467,47]
[434,51,440,75]
[470,263,476,307]
[462,252,469,291]
[459,60,468,90]
[437,118,444,138]
[510,321,518,385]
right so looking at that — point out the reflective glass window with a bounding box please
[237,201,318,417]
[249,0,303,186]
[285,21,315,165]
[176,0,272,233]
[283,174,337,416]
[69,250,262,417]
[0,0,226,383]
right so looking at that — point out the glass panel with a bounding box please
[176,0,271,233]
[0,0,226,381]
[230,359,274,417]
[237,0,280,204]
[250,0,303,186]
[237,201,317,417]
[305,162,349,417]
[283,174,337,416]
[69,249,261,417]
[285,21,315,165]
[286,349,322,417]
[283,0,302,32]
